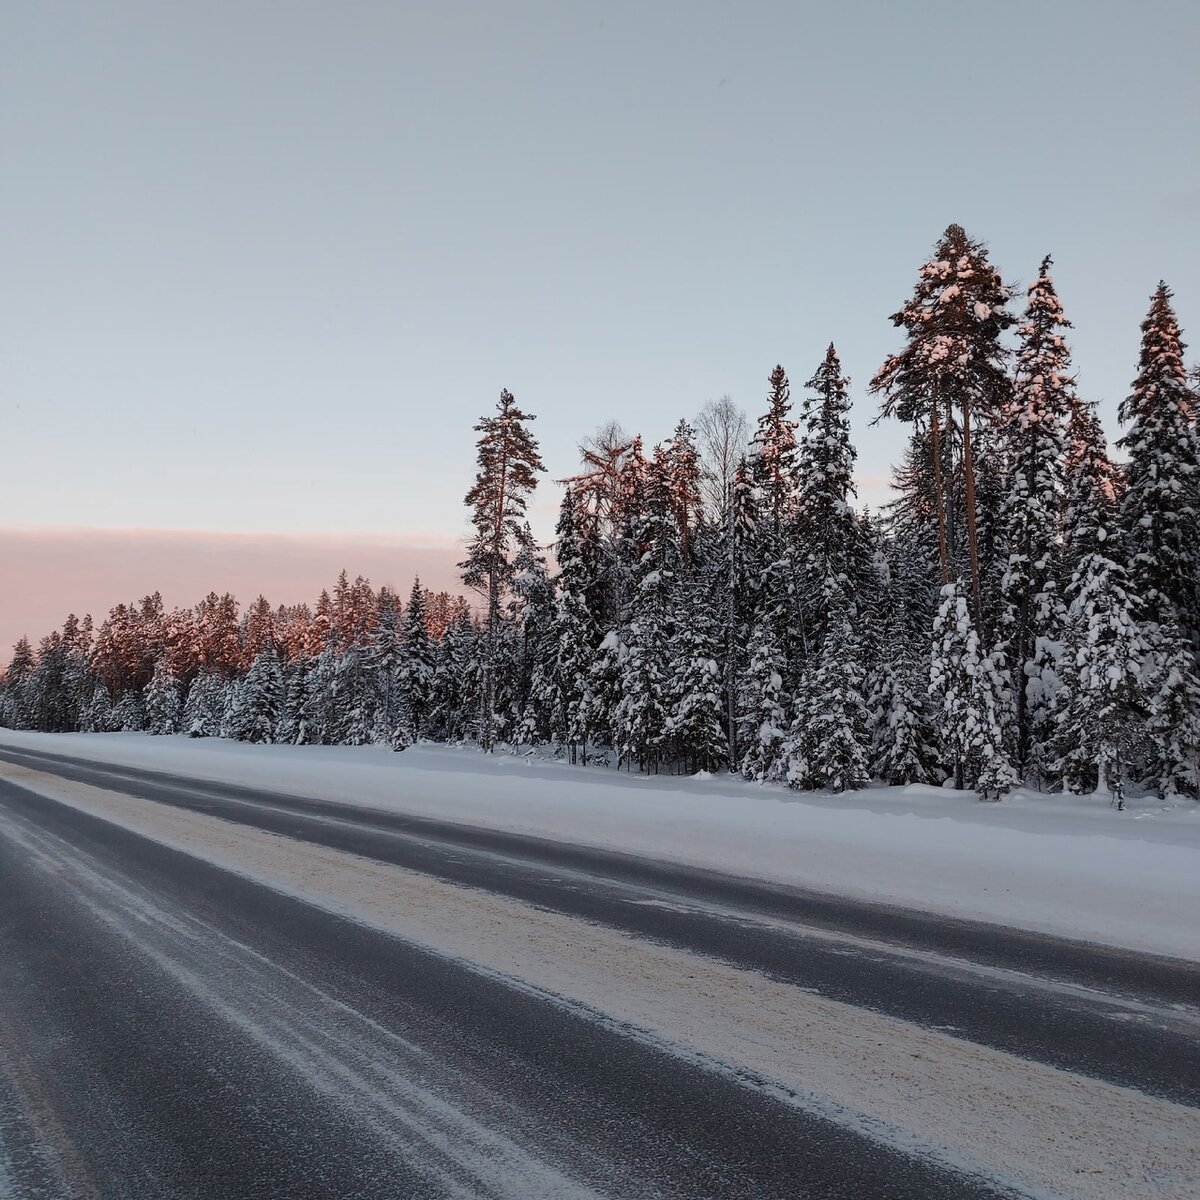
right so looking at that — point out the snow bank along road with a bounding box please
[0,744,1197,1199]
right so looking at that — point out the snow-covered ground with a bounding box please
[2,729,1199,962]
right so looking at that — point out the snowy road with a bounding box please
[1,746,1197,1199]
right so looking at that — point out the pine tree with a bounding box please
[1117,282,1200,639]
[872,224,1016,608]
[996,256,1073,776]
[460,389,545,751]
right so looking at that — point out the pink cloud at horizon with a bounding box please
[1,527,468,658]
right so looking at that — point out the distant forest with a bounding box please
[5,225,1200,806]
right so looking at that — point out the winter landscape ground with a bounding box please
[4,729,1200,960]
[2,729,1199,1199]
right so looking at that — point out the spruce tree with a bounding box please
[718,457,758,762]
[750,365,798,540]
[866,554,939,786]
[929,581,1015,795]
[615,461,676,772]
[80,682,114,733]
[228,649,283,744]
[277,657,312,744]
[332,643,376,746]
[144,660,182,735]
[1117,283,1200,639]
[997,256,1073,776]
[1054,552,1150,806]
[586,630,624,754]
[368,590,403,742]
[429,605,477,742]
[547,490,598,763]
[396,578,435,741]
[667,585,728,773]
[1145,621,1200,798]
[784,597,871,793]
[183,672,226,738]
[737,616,788,782]
[795,343,863,643]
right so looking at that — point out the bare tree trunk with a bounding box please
[481,567,498,752]
[961,393,983,620]
[725,483,739,765]
[929,399,951,585]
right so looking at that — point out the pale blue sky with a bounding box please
[4,0,1198,542]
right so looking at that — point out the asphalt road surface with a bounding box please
[1,742,1197,1199]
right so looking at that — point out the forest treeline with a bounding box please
[4,225,1199,804]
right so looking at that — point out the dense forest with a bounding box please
[4,225,1199,805]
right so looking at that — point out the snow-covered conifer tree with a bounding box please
[228,649,283,744]
[1145,622,1200,798]
[546,490,598,763]
[1054,553,1150,806]
[737,616,788,782]
[872,225,1016,605]
[615,459,676,772]
[717,457,758,761]
[929,580,1016,796]
[996,256,1073,776]
[183,672,226,738]
[396,579,435,741]
[667,586,728,773]
[276,657,311,744]
[80,682,114,733]
[331,643,376,746]
[750,365,798,539]
[795,344,863,641]
[428,604,477,742]
[460,389,545,751]
[1117,283,1200,639]
[144,660,182,735]
[783,586,870,793]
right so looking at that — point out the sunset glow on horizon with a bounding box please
[0,527,466,655]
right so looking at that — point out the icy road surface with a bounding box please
[0,744,1197,1198]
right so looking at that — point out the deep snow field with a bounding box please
[2,728,1198,962]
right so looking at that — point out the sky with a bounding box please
[3,1,1199,651]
